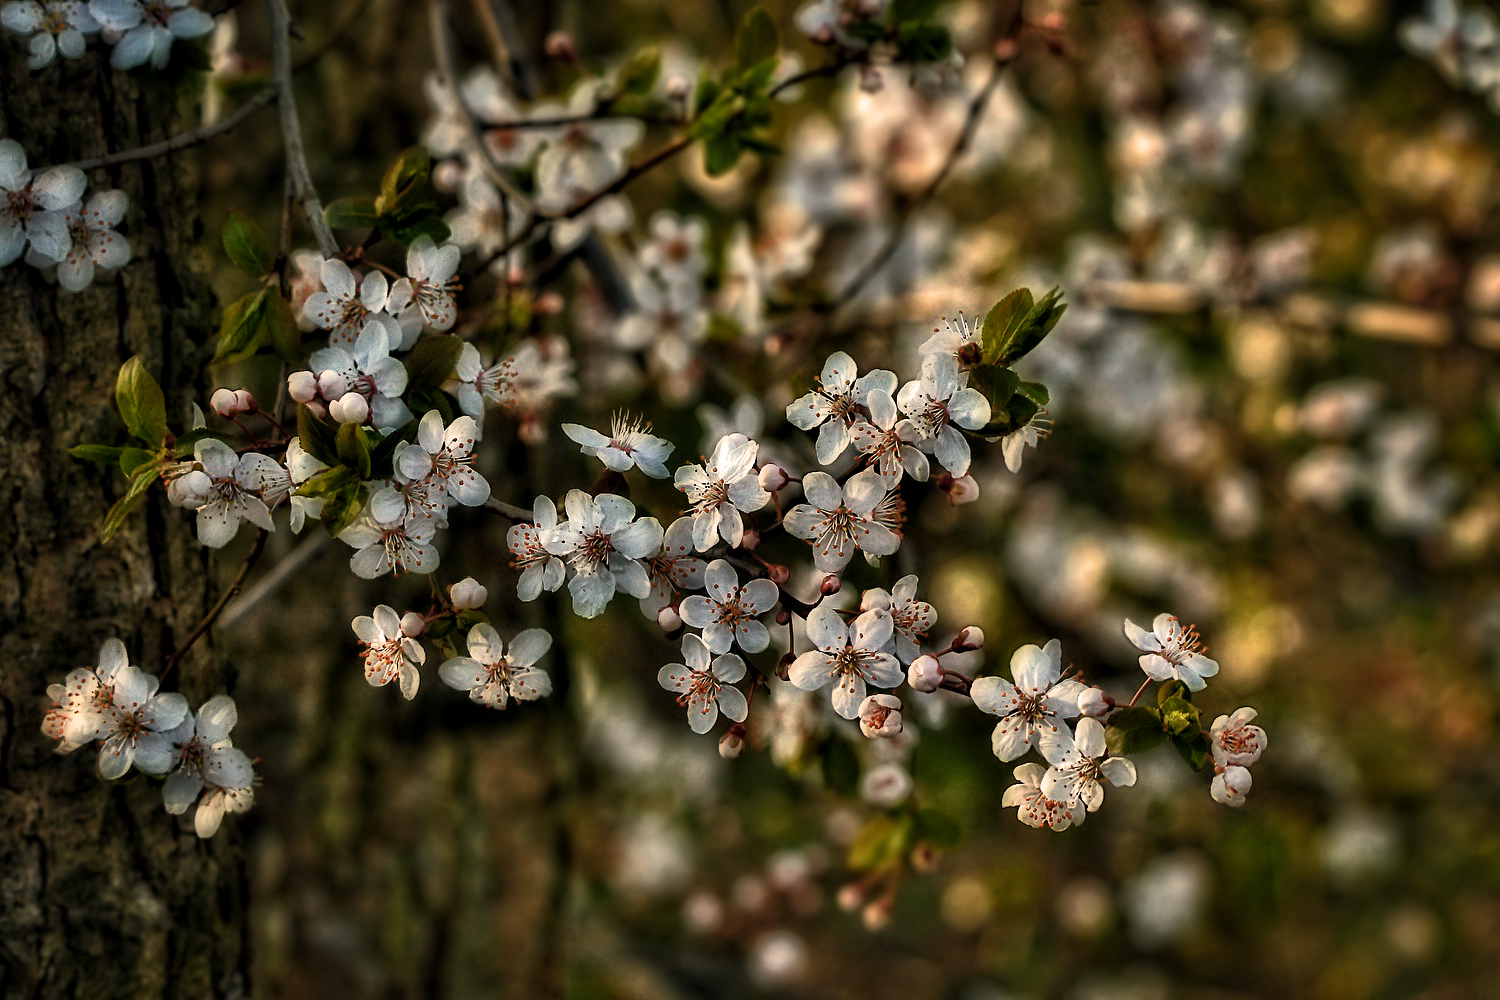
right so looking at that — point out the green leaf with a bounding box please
[686,91,740,141]
[100,461,167,543]
[295,464,362,499]
[694,74,722,117]
[222,209,273,277]
[68,444,127,466]
[996,287,1066,367]
[335,422,373,479]
[980,288,1032,364]
[265,292,302,363]
[214,289,270,363]
[616,45,661,95]
[324,196,379,231]
[1104,705,1167,756]
[404,336,466,394]
[119,447,155,475]
[895,21,952,63]
[320,481,366,539]
[847,814,908,872]
[1017,380,1050,406]
[369,418,418,480]
[703,133,744,177]
[1172,731,1211,771]
[735,5,780,72]
[1156,679,1190,707]
[115,356,168,449]
[912,807,961,850]
[377,146,432,216]
[383,217,451,248]
[297,404,340,467]
[1159,696,1201,739]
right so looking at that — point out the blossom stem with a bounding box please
[1126,677,1152,708]
[482,496,535,521]
[161,529,269,682]
[50,86,279,173]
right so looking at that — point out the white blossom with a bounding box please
[170,439,279,548]
[0,139,83,265]
[40,637,130,753]
[307,317,412,432]
[508,494,567,601]
[1211,764,1253,807]
[640,515,706,617]
[848,389,928,486]
[340,510,439,579]
[785,351,898,466]
[658,632,748,734]
[1209,707,1267,767]
[563,413,674,479]
[673,432,770,551]
[858,574,934,664]
[400,234,461,331]
[56,189,130,291]
[90,0,214,70]
[1039,717,1137,812]
[2,1,100,70]
[678,559,778,654]
[392,409,490,508]
[95,663,189,779]
[1002,762,1085,831]
[782,469,899,573]
[352,604,425,699]
[160,694,254,837]
[545,490,664,618]
[439,624,553,709]
[788,603,901,719]
[1123,613,1220,692]
[971,639,1086,761]
[896,353,991,477]
[302,258,414,347]
[857,693,903,739]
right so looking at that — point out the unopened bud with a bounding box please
[1078,686,1111,718]
[957,341,983,367]
[658,605,683,633]
[168,469,213,510]
[910,842,940,874]
[908,654,943,693]
[765,562,790,585]
[665,74,691,101]
[953,625,985,652]
[399,611,426,637]
[534,291,565,315]
[287,370,318,403]
[211,387,254,417]
[939,473,980,506]
[316,369,348,400]
[328,393,369,425]
[776,650,795,681]
[544,31,576,61]
[718,726,745,759]
[758,463,790,492]
[450,577,488,609]
[740,527,761,551]
[995,36,1020,61]
[836,882,866,912]
[819,575,841,597]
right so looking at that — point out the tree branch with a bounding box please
[52,86,279,173]
[160,529,269,681]
[269,0,339,257]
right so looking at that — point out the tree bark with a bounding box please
[0,49,248,1000]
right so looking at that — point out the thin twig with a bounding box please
[161,529,269,681]
[269,0,339,257]
[219,532,328,630]
[479,0,535,100]
[53,86,279,173]
[484,496,536,521]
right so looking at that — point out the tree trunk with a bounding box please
[0,50,249,1000]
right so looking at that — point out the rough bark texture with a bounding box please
[0,48,248,1000]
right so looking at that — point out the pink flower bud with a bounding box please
[764,563,790,585]
[329,393,369,425]
[908,654,943,693]
[658,605,683,633]
[544,30,576,61]
[953,625,985,651]
[909,842,940,873]
[939,473,980,506]
[316,369,347,400]
[534,291,565,315]
[449,578,487,609]
[234,388,256,412]
[211,388,244,417]
[1078,687,1111,718]
[757,463,790,492]
[836,882,866,911]
[718,728,745,759]
[399,612,426,637]
[819,575,841,597]
[740,527,761,551]
[287,370,318,403]
[858,694,904,739]
[665,74,691,100]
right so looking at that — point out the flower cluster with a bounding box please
[0,139,129,290]
[2,0,214,70]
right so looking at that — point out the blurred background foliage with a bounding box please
[180,0,1500,996]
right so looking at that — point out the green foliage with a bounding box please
[222,209,273,277]
[735,6,780,71]
[980,287,1066,367]
[615,46,661,96]
[335,422,374,479]
[115,356,167,449]
[688,6,782,177]
[324,197,379,231]
[297,403,339,467]
[100,458,171,543]
[1104,705,1167,755]
[847,813,911,872]
[404,336,466,394]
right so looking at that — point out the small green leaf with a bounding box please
[996,287,1067,367]
[981,288,1033,364]
[703,133,744,176]
[455,609,490,631]
[426,616,456,641]
[694,74,722,117]
[404,335,466,394]
[616,46,661,96]
[383,217,452,248]
[324,197,379,231]
[1156,679,1189,707]
[335,421,373,479]
[1172,731,1211,771]
[295,464,362,499]
[735,5,780,71]
[297,404,340,467]
[895,21,951,63]
[119,447,155,475]
[214,289,270,363]
[115,356,168,449]
[222,208,273,277]
[912,807,961,850]
[847,814,908,872]
[369,418,418,480]
[265,292,302,363]
[377,146,432,216]
[68,444,127,466]
[1160,696,1201,739]
[320,481,366,538]
[1017,380,1050,406]
[1104,705,1166,756]
[100,461,167,542]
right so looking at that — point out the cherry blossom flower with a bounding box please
[859,574,935,664]
[508,494,567,601]
[1124,613,1220,692]
[399,234,461,331]
[788,603,902,719]
[1001,412,1050,473]
[848,390,929,486]
[302,258,413,347]
[96,663,189,780]
[860,763,913,808]
[1211,764,1253,807]
[563,413,673,479]
[673,432,771,551]
[640,515,706,618]
[857,694,903,739]
[284,437,327,532]
[545,490,664,619]
[1002,762,1086,831]
[449,577,487,609]
[160,694,255,837]
[393,410,489,508]
[918,312,983,370]
[794,0,887,51]
[532,85,643,249]
[439,624,553,709]
[639,211,707,291]
[448,338,578,430]
[352,604,425,699]
[1039,718,1137,812]
[1210,707,1267,767]
[307,317,411,432]
[896,353,991,477]
[194,783,255,838]
[785,351,898,465]
[90,0,214,70]
[971,639,1086,761]
[41,637,130,753]
[340,510,439,579]
[55,189,130,291]
[0,139,83,265]
[679,559,778,654]
[2,1,100,69]
[169,439,279,548]
[782,469,900,573]
[658,633,748,734]
[445,172,531,259]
